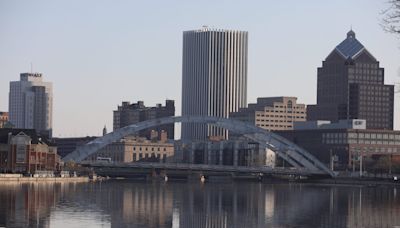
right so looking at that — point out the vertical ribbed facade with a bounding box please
[181,28,248,141]
[9,73,53,137]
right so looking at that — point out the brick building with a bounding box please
[0,129,61,174]
[0,112,9,128]
[113,100,175,139]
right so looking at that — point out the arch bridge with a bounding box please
[63,116,335,177]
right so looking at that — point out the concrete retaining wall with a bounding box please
[0,177,89,182]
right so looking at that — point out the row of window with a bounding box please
[272,105,302,109]
[256,113,305,117]
[107,145,170,152]
[324,132,400,140]
[133,147,167,152]
[349,147,398,153]
[349,69,381,75]
[133,153,167,161]
[353,63,379,68]
[324,138,400,145]
[256,119,293,123]
[256,124,292,128]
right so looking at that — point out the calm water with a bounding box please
[0,180,399,228]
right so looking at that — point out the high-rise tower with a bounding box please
[307,30,394,130]
[9,73,53,136]
[181,27,248,140]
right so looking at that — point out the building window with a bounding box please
[287,100,293,109]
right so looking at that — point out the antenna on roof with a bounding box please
[30,62,33,73]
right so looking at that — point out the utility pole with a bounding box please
[359,151,363,178]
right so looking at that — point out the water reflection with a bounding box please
[0,181,399,228]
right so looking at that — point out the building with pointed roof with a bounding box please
[307,30,394,130]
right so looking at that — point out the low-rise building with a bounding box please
[0,129,61,174]
[276,120,400,171]
[86,136,175,163]
[53,136,98,158]
[178,140,269,167]
[230,97,306,131]
[0,112,9,128]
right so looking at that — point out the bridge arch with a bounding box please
[63,116,335,176]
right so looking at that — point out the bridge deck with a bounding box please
[83,162,329,177]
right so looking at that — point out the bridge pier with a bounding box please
[207,142,212,164]
[233,141,238,167]
[219,142,224,165]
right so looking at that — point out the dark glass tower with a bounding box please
[308,30,394,130]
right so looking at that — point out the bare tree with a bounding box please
[382,0,400,35]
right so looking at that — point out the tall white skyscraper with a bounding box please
[9,73,53,136]
[181,27,248,140]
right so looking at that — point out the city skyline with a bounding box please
[0,1,399,137]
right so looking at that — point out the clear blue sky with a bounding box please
[0,0,399,137]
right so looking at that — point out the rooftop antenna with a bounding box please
[30,62,33,73]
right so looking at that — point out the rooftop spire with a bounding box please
[347,29,355,39]
[102,125,107,136]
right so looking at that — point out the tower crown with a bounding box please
[347,29,355,39]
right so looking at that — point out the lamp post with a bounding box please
[359,150,363,178]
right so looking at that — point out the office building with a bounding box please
[276,120,400,170]
[181,27,248,140]
[9,73,53,136]
[230,97,306,131]
[307,30,394,130]
[113,100,175,139]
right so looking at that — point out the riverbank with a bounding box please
[0,174,89,182]
[303,177,400,186]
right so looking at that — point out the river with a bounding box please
[0,180,399,228]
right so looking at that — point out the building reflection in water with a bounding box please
[0,181,399,228]
[0,182,57,228]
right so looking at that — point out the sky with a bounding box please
[0,0,399,138]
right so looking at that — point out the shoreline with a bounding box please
[303,177,400,186]
[0,176,89,182]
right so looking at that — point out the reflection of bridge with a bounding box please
[83,162,328,178]
[64,116,335,177]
